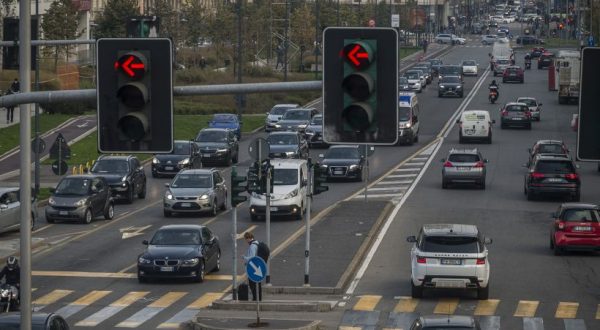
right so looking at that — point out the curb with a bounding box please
[183,318,321,330]
[210,300,333,312]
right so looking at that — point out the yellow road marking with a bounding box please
[157,323,179,329]
[149,292,187,308]
[72,290,112,306]
[353,295,381,311]
[514,300,539,317]
[117,263,137,273]
[236,225,258,239]
[555,302,579,319]
[433,298,459,315]
[33,289,73,305]
[111,292,149,307]
[338,327,362,330]
[596,304,600,319]
[474,299,500,316]
[187,292,224,309]
[33,270,137,278]
[394,296,419,313]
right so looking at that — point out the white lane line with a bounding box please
[353,193,404,199]
[364,187,407,191]
[376,180,412,185]
[404,162,425,166]
[419,144,437,156]
[387,174,418,178]
[395,168,421,172]
[412,157,428,161]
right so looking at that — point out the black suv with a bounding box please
[194,128,239,166]
[151,140,201,178]
[527,140,570,166]
[45,175,114,224]
[90,155,147,203]
[524,154,580,201]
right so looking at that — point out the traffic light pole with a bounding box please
[304,159,313,286]
[231,200,238,300]
[265,163,271,285]
[364,144,369,202]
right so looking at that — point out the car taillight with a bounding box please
[556,220,565,231]
[501,110,508,116]
[443,161,453,167]
[565,173,579,180]
[503,71,508,77]
[526,111,532,118]
[417,256,427,264]
[530,172,545,179]
[474,161,485,168]
[476,258,486,265]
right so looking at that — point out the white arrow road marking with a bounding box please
[120,225,152,239]
[249,261,263,277]
[76,120,91,128]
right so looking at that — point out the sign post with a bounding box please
[246,256,268,328]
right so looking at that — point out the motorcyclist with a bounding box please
[524,53,532,68]
[489,80,500,99]
[0,257,20,289]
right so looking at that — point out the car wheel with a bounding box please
[477,285,490,300]
[521,79,524,83]
[411,281,423,298]
[209,200,218,217]
[502,79,506,83]
[527,123,532,130]
[459,92,464,98]
[487,132,492,144]
[152,172,158,178]
[414,134,419,143]
[46,216,55,224]
[480,180,486,190]
[553,245,563,256]
[194,260,205,282]
[438,93,442,97]
[442,179,448,189]
[501,123,506,129]
[296,203,304,220]
[83,208,93,224]
[221,194,227,210]
[164,210,172,217]
[104,202,114,220]
[127,188,135,204]
[550,237,555,249]
[213,251,221,272]
[597,163,600,172]
[138,182,147,199]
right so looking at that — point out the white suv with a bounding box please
[407,224,492,300]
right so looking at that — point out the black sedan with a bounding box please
[304,114,327,148]
[267,131,309,159]
[319,145,365,181]
[438,75,464,98]
[137,224,221,283]
[151,140,201,178]
[194,128,239,166]
[0,312,70,329]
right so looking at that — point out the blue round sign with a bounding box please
[246,256,267,283]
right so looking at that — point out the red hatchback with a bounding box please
[550,203,600,255]
[503,66,524,83]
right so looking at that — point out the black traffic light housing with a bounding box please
[97,38,173,153]
[322,27,398,145]
[247,162,262,194]
[231,166,248,206]
[313,162,328,195]
[577,47,600,161]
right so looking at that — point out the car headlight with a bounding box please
[274,124,281,128]
[75,199,87,207]
[183,257,199,266]
[297,124,308,129]
[152,157,160,164]
[0,290,8,298]
[138,256,152,264]
[457,85,462,89]
[349,164,360,171]
[48,197,55,205]
[199,194,209,200]
[285,189,299,199]
[121,176,128,182]
[165,191,174,200]
[178,158,190,165]
[285,151,297,156]
[439,85,445,89]
[216,148,228,153]
[321,164,328,168]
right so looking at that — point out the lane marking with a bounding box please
[375,180,412,185]
[404,162,425,166]
[236,225,258,239]
[433,298,459,315]
[116,292,188,328]
[187,292,225,309]
[352,193,404,199]
[563,319,587,330]
[474,299,500,316]
[555,302,579,319]
[32,270,239,281]
[387,174,417,178]
[353,295,381,311]
[514,300,540,317]
[75,291,149,327]
[362,187,407,192]
[523,317,544,330]
[393,296,419,313]
[33,289,73,307]
[394,168,421,172]
[55,290,111,319]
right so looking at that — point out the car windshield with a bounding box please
[171,174,212,188]
[518,99,536,106]
[562,209,599,222]
[535,161,575,173]
[273,169,298,185]
[151,229,201,245]
[282,110,310,120]
[212,114,236,122]
[497,59,510,65]
[271,106,295,115]
[268,134,298,145]
[442,76,461,83]
[91,160,129,174]
[421,236,480,253]
[506,105,527,112]
[55,178,91,195]
[448,154,480,163]
[462,60,476,66]
[439,66,461,75]
[537,144,565,154]
[310,116,322,125]
[325,147,360,159]
[172,142,191,155]
[406,72,419,79]
[399,77,409,84]
[399,107,411,121]
[430,60,442,65]
[196,130,228,142]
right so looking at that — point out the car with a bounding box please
[410,315,481,330]
[194,128,240,166]
[527,140,569,166]
[502,65,524,83]
[398,92,420,145]
[438,75,464,98]
[318,145,365,181]
[398,76,411,91]
[496,32,510,43]
[481,35,498,45]
[490,15,504,23]
[471,22,485,34]
[0,312,70,329]
[437,65,462,81]
[407,224,492,299]
[537,51,555,69]
[453,35,466,45]
[493,57,511,76]
[516,97,542,121]
[414,62,433,83]
[441,148,488,189]
[497,26,510,34]
[267,131,309,159]
[207,113,242,140]
[461,60,478,76]
[524,154,581,201]
[411,69,427,87]
[0,187,36,233]
[264,103,299,132]
[163,168,227,217]
[500,102,532,129]
[137,224,221,282]
[272,108,317,133]
[304,114,327,148]
[516,35,544,44]
[434,33,454,44]
[428,58,443,75]
[45,175,114,224]
[549,203,600,255]
[530,47,545,58]
[404,70,423,92]
[89,155,147,204]
[151,140,201,178]
[488,20,498,28]
[456,110,494,144]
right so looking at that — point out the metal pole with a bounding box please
[337,0,340,26]
[364,145,368,202]
[19,0,32,326]
[236,0,243,120]
[34,0,40,197]
[315,0,320,80]
[284,0,290,81]
[231,167,238,300]
[304,158,312,286]
[265,161,271,285]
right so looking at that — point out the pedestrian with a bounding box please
[243,232,262,301]
[199,56,207,70]
[5,89,14,124]
[422,39,428,54]
[10,78,19,93]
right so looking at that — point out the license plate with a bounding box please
[202,154,211,158]
[456,167,470,171]
[270,207,278,211]
[437,280,465,288]
[573,226,592,232]
[441,259,462,265]
[59,211,68,215]
[160,266,174,272]
[512,117,522,120]
[546,178,564,183]
[164,166,174,171]
[510,73,516,76]
[334,171,344,175]
[465,129,475,134]
[180,203,191,207]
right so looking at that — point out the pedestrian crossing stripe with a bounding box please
[395,168,420,172]
[555,302,579,319]
[387,174,417,178]
[376,180,412,185]
[157,292,224,328]
[353,193,404,199]
[515,300,540,317]
[394,296,418,313]
[75,291,149,327]
[475,299,500,316]
[433,298,459,315]
[116,292,188,328]
[33,289,73,311]
[55,290,112,319]
[354,295,382,311]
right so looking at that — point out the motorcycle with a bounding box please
[489,86,499,104]
[525,60,531,69]
[0,284,19,312]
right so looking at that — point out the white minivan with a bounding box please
[456,110,494,144]
[397,92,420,145]
[249,159,309,221]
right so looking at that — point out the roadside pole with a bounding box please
[304,158,312,286]
[265,160,271,285]
[364,144,369,202]
[231,191,238,300]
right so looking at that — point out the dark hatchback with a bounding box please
[437,65,462,80]
[208,113,242,140]
[194,128,239,166]
[267,131,309,159]
[151,140,201,178]
[502,65,525,83]
[0,312,70,329]
[304,114,327,148]
[89,155,147,204]
[319,145,365,181]
[527,140,570,166]
[537,51,555,69]
[438,75,464,98]
[500,102,532,129]
[428,58,443,75]
[524,154,580,201]
[137,224,221,283]
[399,77,411,91]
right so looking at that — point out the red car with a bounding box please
[550,203,600,255]
[503,66,524,83]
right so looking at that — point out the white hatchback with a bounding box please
[407,224,492,299]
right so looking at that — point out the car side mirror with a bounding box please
[484,159,489,163]
[539,103,542,106]
[164,183,170,187]
[484,237,493,244]
[440,158,446,162]
[142,240,149,245]
[406,236,417,243]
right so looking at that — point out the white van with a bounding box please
[456,110,495,144]
[249,159,309,221]
[397,92,420,145]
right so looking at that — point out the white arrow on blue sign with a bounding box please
[246,256,267,283]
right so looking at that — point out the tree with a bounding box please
[290,3,316,52]
[40,0,81,66]
[181,0,206,47]
[148,0,177,40]
[94,0,139,39]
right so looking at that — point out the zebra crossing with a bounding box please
[30,287,225,328]
[337,295,600,330]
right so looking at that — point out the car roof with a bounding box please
[329,145,359,150]
[420,315,477,327]
[272,103,299,108]
[0,187,19,194]
[269,131,299,136]
[200,127,230,132]
[448,148,480,155]
[61,174,102,180]
[534,139,564,145]
[97,155,132,161]
[517,97,537,101]
[269,159,307,169]
[505,102,528,106]
[158,224,205,231]
[534,154,573,161]
[422,224,479,237]
[178,169,216,175]
[463,110,489,115]
[560,203,600,210]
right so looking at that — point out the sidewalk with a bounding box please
[0,106,39,129]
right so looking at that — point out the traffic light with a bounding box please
[126,16,160,38]
[247,162,262,194]
[97,38,173,153]
[312,163,329,195]
[231,166,248,206]
[322,27,398,145]
[577,47,600,161]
